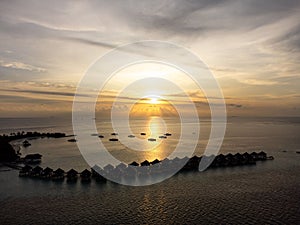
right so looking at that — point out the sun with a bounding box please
[150,98,158,104]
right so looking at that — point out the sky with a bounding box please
[0,0,299,117]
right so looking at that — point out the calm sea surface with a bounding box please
[0,117,299,224]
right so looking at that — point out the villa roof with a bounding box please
[104,164,114,171]
[141,160,150,166]
[150,159,161,165]
[21,165,32,171]
[67,169,78,176]
[43,167,53,173]
[129,161,139,166]
[54,168,65,174]
[81,169,91,176]
[116,163,127,170]
[32,166,43,172]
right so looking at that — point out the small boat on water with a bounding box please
[164,133,172,136]
[109,138,119,142]
[98,135,104,138]
[140,132,146,136]
[67,138,77,142]
[111,132,118,136]
[296,151,300,154]
[159,135,167,139]
[148,138,156,142]
[128,135,135,138]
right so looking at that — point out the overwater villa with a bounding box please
[141,160,150,166]
[103,164,114,173]
[52,168,65,180]
[31,166,43,177]
[257,151,267,160]
[183,155,201,170]
[129,161,139,167]
[41,167,53,179]
[91,166,107,182]
[116,163,127,171]
[66,169,78,182]
[150,159,161,165]
[19,165,32,177]
[80,169,92,182]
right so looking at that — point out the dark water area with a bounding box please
[0,117,299,224]
[1,157,299,225]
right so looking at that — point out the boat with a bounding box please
[67,138,77,142]
[109,138,119,142]
[148,138,156,142]
[111,132,118,136]
[159,135,167,139]
[140,132,146,136]
[128,135,135,138]
[296,151,300,154]
[98,135,104,138]
[164,133,172,136]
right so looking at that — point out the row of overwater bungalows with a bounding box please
[19,151,272,183]
[19,166,107,183]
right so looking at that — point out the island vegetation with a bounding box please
[0,131,67,162]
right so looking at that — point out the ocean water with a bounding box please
[0,116,299,224]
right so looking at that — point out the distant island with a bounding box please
[0,131,67,162]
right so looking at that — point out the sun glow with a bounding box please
[150,98,158,104]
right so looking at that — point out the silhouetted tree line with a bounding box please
[0,131,66,162]
[0,131,66,141]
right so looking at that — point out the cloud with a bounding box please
[0,60,46,72]
[3,89,88,98]
[0,0,299,117]
[238,79,280,86]
[228,103,242,108]
[62,37,118,49]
